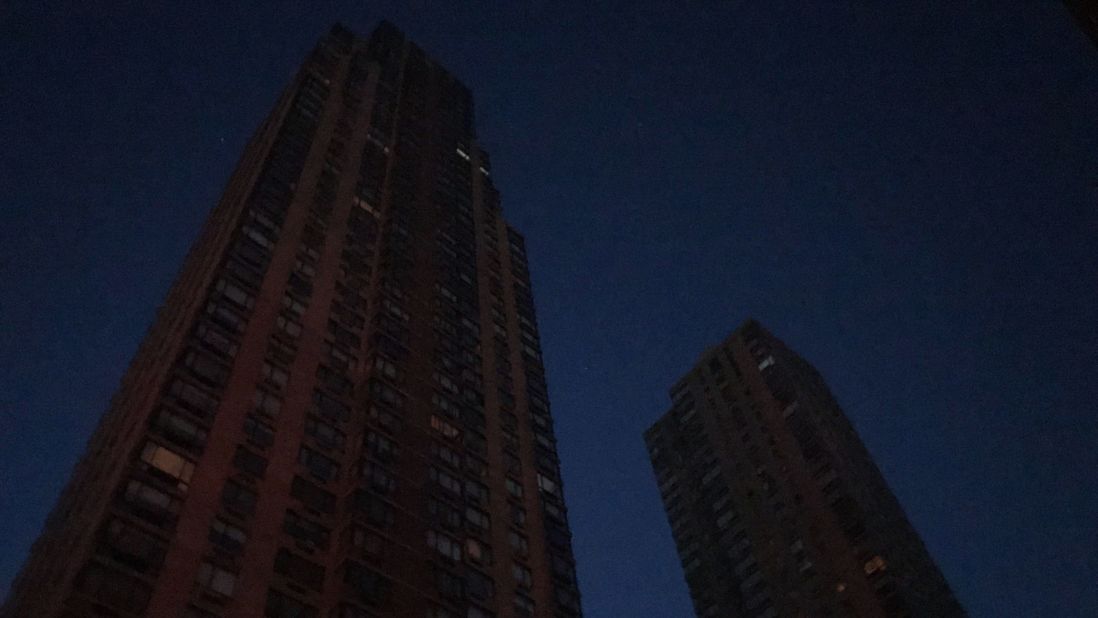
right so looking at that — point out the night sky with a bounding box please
[2,2,1097,616]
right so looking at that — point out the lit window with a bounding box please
[465,538,491,565]
[140,442,195,489]
[864,555,887,575]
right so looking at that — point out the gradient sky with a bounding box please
[2,2,1097,616]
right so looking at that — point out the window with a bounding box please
[368,404,401,433]
[275,549,325,591]
[183,605,219,618]
[140,441,195,489]
[351,490,394,527]
[234,446,269,478]
[268,336,297,365]
[196,561,236,597]
[435,569,463,600]
[216,278,256,309]
[195,321,239,358]
[209,518,248,553]
[465,479,489,504]
[100,518,166,573]
[431,415,461,439]
[509,531,528,556]
[464,431,486,456]
[168,379,219,418]
[306,416,345,450]
[265,588,318,618]
[512,563,532,588]
[277,314,303,338]
[503,451,522,475]
[513,594,535,616]
[351,527,382,555]
[222,480,257,515]
[511,504,526,527]
[152,410,208,451]
[701,465,722,486]
[183,349,230,386]
[292,476,336,514]
[430,467,462,496]
[284,510,330,549]
[282,294,308,317]
[505,477,524,499]
[359,460,396,493]
[465,506,490,532]
[865,555,887,575]
[344,561,390,605]
[254,389,283,417]
[244,415,275,448]
[428,497,462,529]
[536,473,559,497]
[314,390,350,421]
[373,356,399,379]
[75,562,151,614]
[432,442,461,468]
[465,538,491,566]
[466,569,494,600]
[263,362,289,390]
[299,446,339,482]
[427,530,462,561]
[365,431,398,460]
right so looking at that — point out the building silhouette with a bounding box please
[644,320,963,617]
[5,22,581,618]
[1065,0,1098,49]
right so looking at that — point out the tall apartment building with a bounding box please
[644,320,963,618]
[4,22,581,618]
[1065,0,1098,49]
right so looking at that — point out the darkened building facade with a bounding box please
[4,22,580,618]
[1065,0,1098,50]
[644,320,963,618]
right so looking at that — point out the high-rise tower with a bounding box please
[5,22,581,618]
[644,320,963,618]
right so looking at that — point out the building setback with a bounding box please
[644,320,964,618]
[4,22,581,618]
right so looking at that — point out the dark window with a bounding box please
[283,510,330,549]
[292,476,335,514]
[75,561,152,613]
[100,518,166,573]
[153,409,208,451]
[299,446,340,482]
[265,588,318,618]
[221,480,258,515]
[209,518,248,553]
[350,490,394,527]
[244,415,276,448]
[234,446,268,478]
[274,548,325,591]
[168,378,220,419]
[305,416,345,450]
[123,478,181,526]
[344,561,391,605]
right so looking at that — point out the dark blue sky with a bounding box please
[2,2,1097,616]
